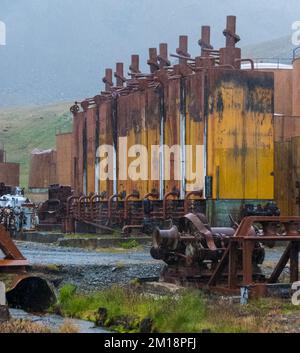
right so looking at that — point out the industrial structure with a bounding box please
[0,147,20,187]
[3,14,300,299]
[58,15,275,233]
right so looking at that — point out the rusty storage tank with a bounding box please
[69,15,275,227]
[0,148,20,187]
[56,132,73,187]
[28,149,57,192]
[0,149,5,163]
[250,56,300,216]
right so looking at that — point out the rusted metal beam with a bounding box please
[158,43,170,68]
[115,62,126,87]
[0,225,26,261]
[268,243,293,283]
[243,240,254,285]
[176,35,190,65]
[102,68,113,92]
[148,48,159,73]
[290,241,299,283]
[199,26,213,57]
[224,15,240,48]
[129,55,140,74]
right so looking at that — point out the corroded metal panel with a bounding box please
[185,72,205,193]
[72,112,84,194]
[0,163,20,187]
[28,150,57,189]
[207,69,274,200]
[99,100,114,197]
[164,78,181,195]
[56,133,73,187]
[86,107,96,194]
[145,87,161,196]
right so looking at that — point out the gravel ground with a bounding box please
[16,241,163,292]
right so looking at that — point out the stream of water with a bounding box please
[10,309,109,333]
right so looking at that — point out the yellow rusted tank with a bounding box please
[207,70,274,200]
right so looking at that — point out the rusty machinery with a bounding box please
[0,184,39,234]
[65,188,205,235]
[38,184,73,231]
[0,225,55,311]
[151,214,300,298]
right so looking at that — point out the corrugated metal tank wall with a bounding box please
[207,70,274,200]
[56,133,73,187]
[273,59,300,215]
[28,150,57,189]
[0,163,20,186]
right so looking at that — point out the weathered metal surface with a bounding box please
[275,136,300,216]
[0,163,20,187]
[56,133,73,187]
[207,70,274,200]
[38,185,73,229]
[0,225,56,311]
[0,149,5,163]
[152,215,300,297]
[62,15,276,233]
[29,149,57,189]
[86,107,96,194]
[72,111,85,194]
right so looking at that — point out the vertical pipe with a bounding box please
[159,87,165,199]
[111,98,118,195]
[201,26,211,57]
[83,116,88,195]
[178,35,188,65]
[180,78,186,199]
[103,68,113,92]
[130,55,140,73]
[115,62,124,87]
[226,16,237,48]
[159,43,168,69]
[148,48,158,73]
[95,104,100,194]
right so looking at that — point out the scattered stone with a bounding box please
[0,306,10,322]
[0,282,5,306]
[139,318,153,333]
[96,308,108,326]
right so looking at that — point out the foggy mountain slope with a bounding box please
[0,0,299,107]
[243,36,294,60]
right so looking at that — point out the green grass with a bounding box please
[54,285,283,333]
[119,240,140,249]
[0,102,72,189]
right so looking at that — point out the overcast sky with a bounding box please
[0,0,299,107]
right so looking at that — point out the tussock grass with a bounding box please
[54,285,287,333]
[0,320,50,333]
[58,320,79,333]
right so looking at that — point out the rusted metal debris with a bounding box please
[151,215,300,298]
[38,184,73,232]
[64,189,205,235]
[0,225,56,311]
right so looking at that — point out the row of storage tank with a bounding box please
[27,16,300,224]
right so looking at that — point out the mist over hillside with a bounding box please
[0,0,299,107]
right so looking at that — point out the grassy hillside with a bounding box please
[0,102,72,189]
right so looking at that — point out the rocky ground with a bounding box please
[17,241,163,292]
